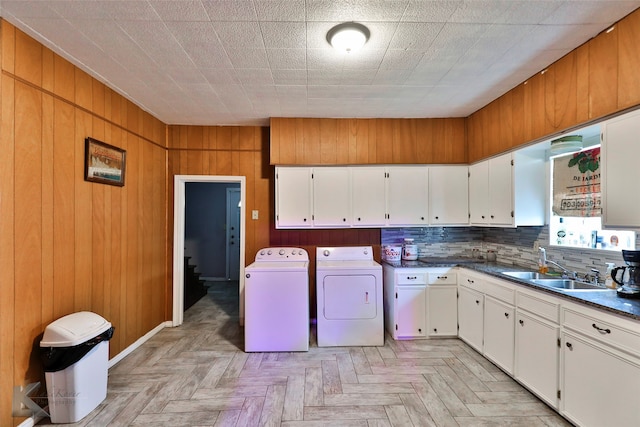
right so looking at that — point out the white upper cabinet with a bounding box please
[312,167,351,227]
[602,109,640,229]
[429,165,469,225]
[351,166,387,227]
[386,166,429,226]
[469,151,545,227]
[275,167,313,228]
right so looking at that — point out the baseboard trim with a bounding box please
[17,415,44,427]
[108,321,173,368]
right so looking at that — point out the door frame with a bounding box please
[173,175,246,327]
[225,187,241,281]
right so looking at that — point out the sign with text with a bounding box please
[552,147,601,217]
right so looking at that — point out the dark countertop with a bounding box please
[383,258,640,321]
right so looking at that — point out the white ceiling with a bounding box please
[2,1,639,126]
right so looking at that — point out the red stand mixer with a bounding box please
[612,250,640,299]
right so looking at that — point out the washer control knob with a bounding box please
[323,249,330,257]
[267,250,272,255]
[259,250,265,255]
[291,249,296,255]
[364,249,369,255]
[279,249,285,255]
[298,250,303,255]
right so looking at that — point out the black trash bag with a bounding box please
[40,327,115,372]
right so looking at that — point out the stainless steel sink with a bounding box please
[530,279,607,291]
[502,271,548,280]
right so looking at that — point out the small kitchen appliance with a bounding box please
[612,250,640,298]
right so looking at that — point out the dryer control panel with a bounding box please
[316,246,374,261]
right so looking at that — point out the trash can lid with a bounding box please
[41,311,112,347]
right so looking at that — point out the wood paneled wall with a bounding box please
[468,8,640,162]
[0,22,168,427]
[167,125,271,288]
[270,117,467,165]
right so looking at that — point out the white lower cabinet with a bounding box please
[515,310,559,408]
[427,286,458,336]
[457,286,484,352]
[483,296,515,374]
[395,286,427,338]
[560,304,640,427]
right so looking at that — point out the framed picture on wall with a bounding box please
[84,137,126,187]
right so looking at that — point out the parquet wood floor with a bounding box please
[38,282,572,426]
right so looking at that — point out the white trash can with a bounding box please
[40,311,114,423]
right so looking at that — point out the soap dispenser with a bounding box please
[605,262,616,289]
[538,247,548,274]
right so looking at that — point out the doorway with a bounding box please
[173,175,246,327]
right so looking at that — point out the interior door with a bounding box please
[226,188,241,281]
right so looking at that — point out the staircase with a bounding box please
[184,257,207,311]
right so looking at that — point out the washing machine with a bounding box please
[244,247,309,352]
[316,246,384,347]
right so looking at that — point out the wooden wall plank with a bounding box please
[553,52,578,131]
[320,118,337,164]
[14,81,43,386]
[14,27,42,86]
[0,73,16,427]
[42,93,54,325]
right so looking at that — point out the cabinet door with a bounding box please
[457,286,484,352]
[427,286,458,336]
[395,286,427,338]
[602,109,640,228]
[488,153,514,226]
[561,331,640,427]
[429,166,469,225]
[313,167,350,227]
[468,161,489,224]
[515,311,559,408]
[483,296,515,374]
[276,167,312,228]
[387,166,429,226]
[351,167,387,227]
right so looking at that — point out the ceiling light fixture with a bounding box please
[326,22,370,53]
[550,135,583,155]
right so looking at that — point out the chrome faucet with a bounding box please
[584,268,602,286]
[546,259,578,279]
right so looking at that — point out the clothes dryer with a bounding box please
[316,246,383,347]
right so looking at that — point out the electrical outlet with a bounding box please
[252,210,259,220]
[533,241,540,251]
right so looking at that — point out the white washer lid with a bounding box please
[246,261,309,272]
[41,311,112,347]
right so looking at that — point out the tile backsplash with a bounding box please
[382,226,638,279]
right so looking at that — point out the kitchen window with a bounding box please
[549,145,635,251]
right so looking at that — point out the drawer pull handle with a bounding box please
[467,279,474,284]
[519,319,524,326]
[407,276,417,280]
[566,342,573,349]
[592,323,611,334]
[437,276,448,279]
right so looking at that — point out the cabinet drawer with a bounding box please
[428,272,457,285]
[459,274,483,292]
[396,273,427,285]
[563,307,640,355]
[483,280,515,305]
[517,292,560,323]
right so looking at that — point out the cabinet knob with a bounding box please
[421,216,425,220]
[566,342,573,349]
[491,215,495,219]
[435,216,439,220]
[481,215,485,219]
[475,300,480,305]
[343,218,346,222]
[519,319,524,326]
[504,312,509,318]
[433,328,437,333]
[358,217,361,221]
[418,328,422,333]
[303,218,307,222]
